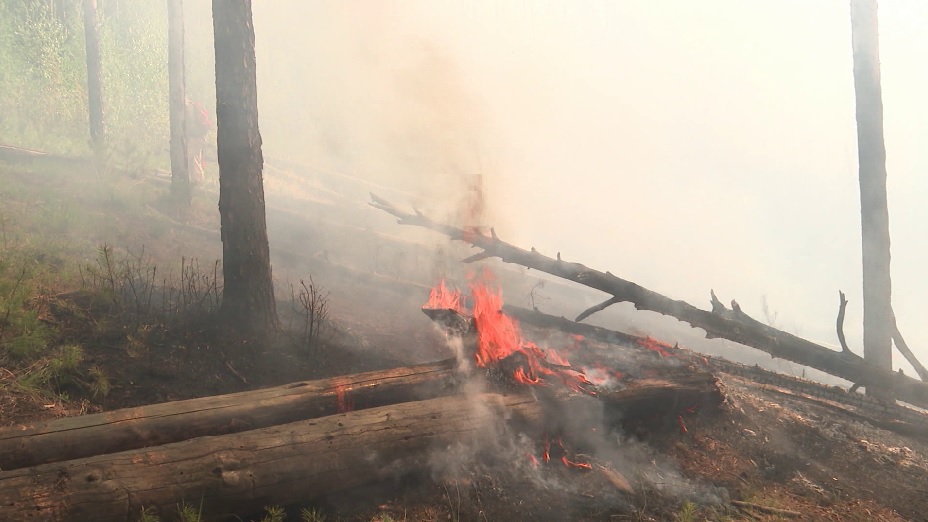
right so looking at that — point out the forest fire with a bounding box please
[424,275,602,395]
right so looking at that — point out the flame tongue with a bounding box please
[423,274,598,394]
[424,279,464,313]
[471,282,595,393]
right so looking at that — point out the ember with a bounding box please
[335,383,354,413]
[531,434,593,470]
[636,336,674,357]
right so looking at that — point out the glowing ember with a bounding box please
[561,456,593,470]
[636,336,674,357]
[335,384,354,413]
[527,452,540,467]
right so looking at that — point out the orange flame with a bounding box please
[561,456,593,470]
[527,452,540,467]
[423,279,464,312]
[636,336,674,357]
[466,276,596,393]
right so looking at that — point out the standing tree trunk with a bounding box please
[212,0,276,333]
[167,0,190,205]
[850,0,893,392]
[81,0,104,154]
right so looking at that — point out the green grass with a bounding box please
[301,507,327,522]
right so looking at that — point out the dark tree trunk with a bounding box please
[850,0,893,389]
[212,0,276,333]
[167,0,190,205]
[81,0,105,153]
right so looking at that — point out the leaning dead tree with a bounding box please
[370,194,928,408]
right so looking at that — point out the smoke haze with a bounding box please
[232,1,928,370]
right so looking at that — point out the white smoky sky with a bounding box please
[245,1,928,371]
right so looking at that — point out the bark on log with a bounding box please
[0,378,722,521]
[0,359,458,471]
[370,195,928,409]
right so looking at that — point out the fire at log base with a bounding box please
[422,305,725,470]
[0,378,724,522]
[0,296,724,520]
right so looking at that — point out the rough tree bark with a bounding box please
[213,0,276,332]
[0,359,458,471]
[81,0,104,153]
[167,0,190,205]
[850,0,893,390]
[0,382,722,521]
[370,195,928,408]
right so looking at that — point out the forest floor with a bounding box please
[0,154,925,521]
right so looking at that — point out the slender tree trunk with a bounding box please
[212,0,276,333]
[850,0,893,392]
[81,0,105,154]
[167,0,190,205]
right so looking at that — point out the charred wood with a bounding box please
[504,305,928,435]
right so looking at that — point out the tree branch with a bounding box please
[837,290,852,354]
[891,310,928,381]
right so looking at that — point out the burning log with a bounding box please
[0,359,458,471]
[0,378,723,522]
[371,194,928,408]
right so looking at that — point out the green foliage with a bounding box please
[675,501,698,522]
[19,344,84,392]
[139,506,161,522]
[0,264,52,361]
[176,502,202,522]
[0,0,88,152]
[301,507,327,522]
[0,0,181,165]
[88,365,110,398]
[97,0,169,171]
[260,505,287,522]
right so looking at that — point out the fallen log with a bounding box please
[0,376,723,521]
[0,359,458,471]
[507,304,928,438]
[371,194,928,409]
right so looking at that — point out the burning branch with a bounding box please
[370,194,928,408]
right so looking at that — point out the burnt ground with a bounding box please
[1,156,927,521]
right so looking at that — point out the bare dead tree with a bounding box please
[850,0,893,394]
